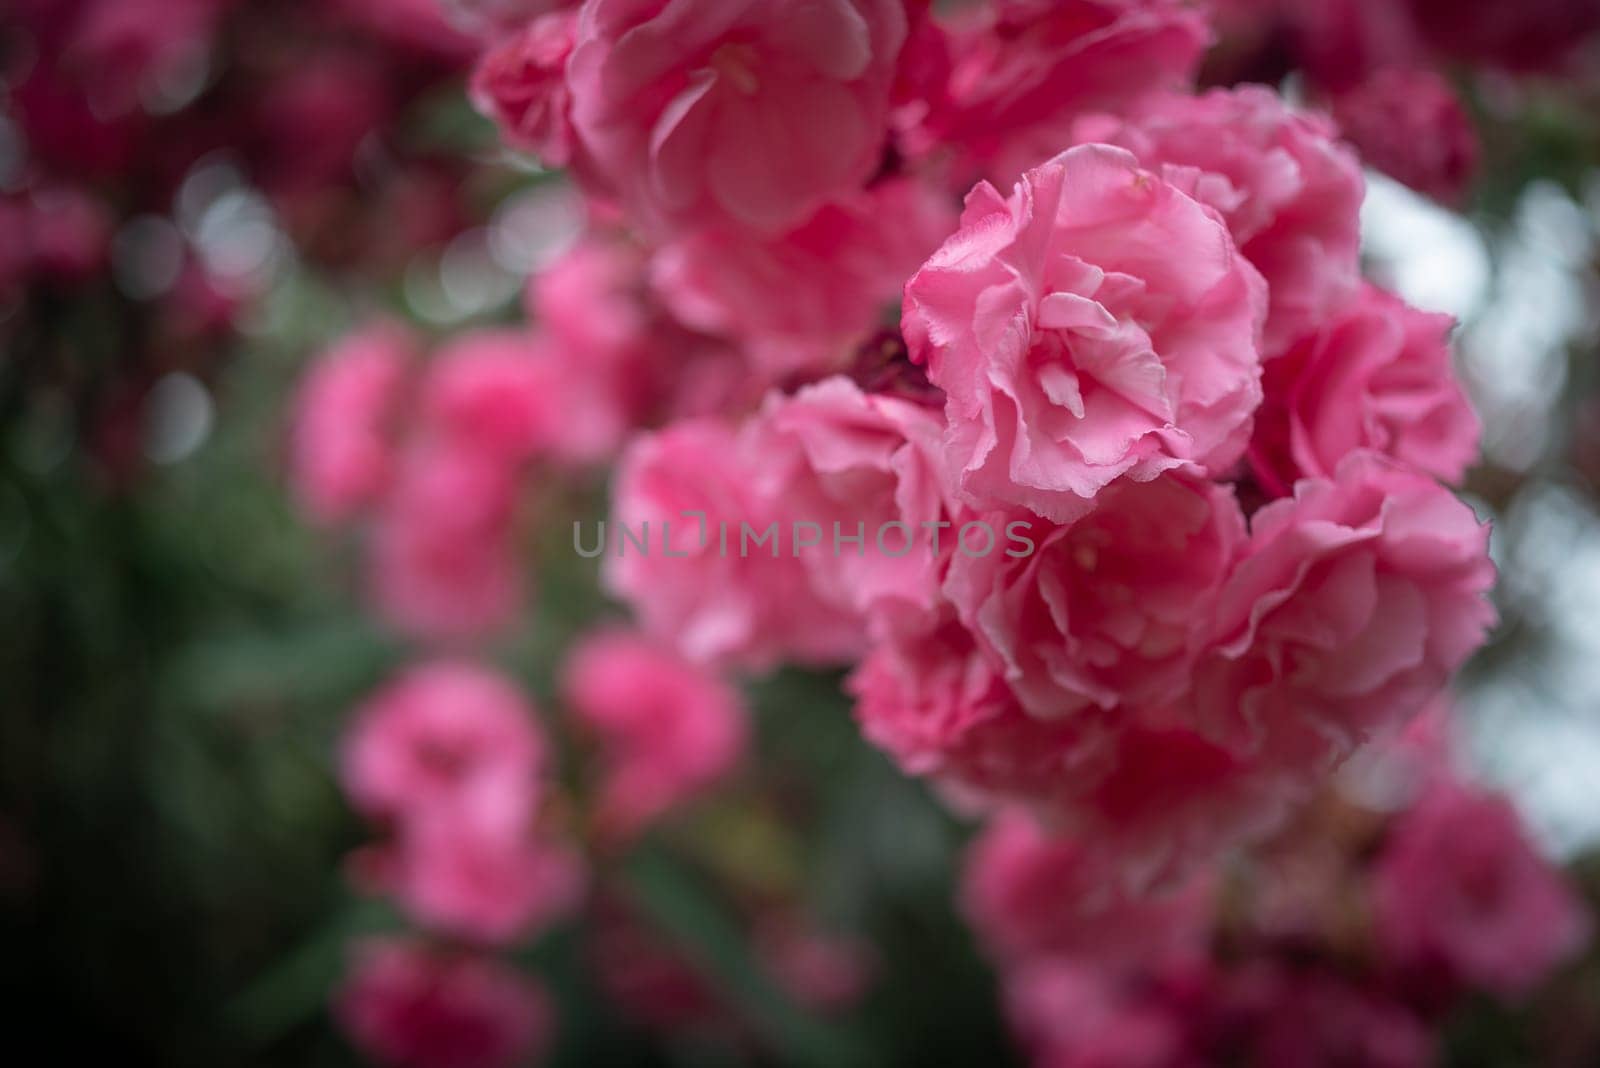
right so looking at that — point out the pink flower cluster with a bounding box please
[341,661,583,943]
[304,1,1551,1060]
[287,261,740,639]
[961,711,1590,1066]
[453,0,1503,888]
[336,661,579,1068]
[561,629,749,842]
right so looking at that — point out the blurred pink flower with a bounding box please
[336,938,554,1068]
[1330,68,1479,206]
[290,320,417,526]
[1074,86,1365,353]
[390,815,585,944]
[1003,958,1193,1068]
[418,329,558,466]
[749,376,961,638]
[561,629,747,840]
[912,0,1210,185]
[851,621,1079,796]
[1373,778,1591,998]
[341,660,545,833]
[944,475,1246,718]
[531,235,751,446]
[1252,282,1480,494]
[604,419,866,671]
[651,177,956,378]
[904,144,1266,523]
[1196,451,1496,770]
[1280,0,1425,93]
[566,0,908,235]
[370,444,525,640]
[962,808,1214,967]
[470,10,579,166]
[1405,0,1600,73]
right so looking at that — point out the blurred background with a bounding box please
[4,1,1600,1066]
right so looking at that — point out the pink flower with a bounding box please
[962,809,1213,968]
[853,623,1335,883]
[904,144,1267,523]
[1279,0,1426,93]
[419,329,604,466]
[911,0,1210,184]
[748,376,962,638]
[1330,69,1479,206]
[369,444,525,640]
[944,475,1246,718]
[1073,87,1365,354]
[341,662,583,943]
[1195,451,1496,770]
[1252,282,1480,494]
[1404,0,1600,74]
[850,621,1088,805]
[341,660,545,834]
[651,177,957,377]
[289,321,416,525]
[566,0,908,235]
[470,11,580,166]
[335,937,554,1068]
[531,235,750,440]
[389,815,585,943]
[603,419,866,671]
[1002,959,1193,1068]
[561,629,748,839]
[1372,777,1590,998]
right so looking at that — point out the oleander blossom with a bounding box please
[470,10,580,166]
[1073,86,1365,353]
[336,938,554,1068]
[944,474,1246,718]
[1252,282,1480,494]
[566,0,908,235]
[604,419,866,670]
[651,177,957,378]
[417,329,561,466]
[382,814,585,944]
[1329,68,1480,206]
[912,0,1211,184]
[904,144,1267,523]
[1195,451,1496,769]
[850,621,1089,805]
[370,443,525,640]
[962,808,1214,967]
[749,376,962,638]
[1001,958,1198,1068]
[852,621,1290,882]
[340,661,583,943]
[1372,777,1590,998]
[342,660,545,831]
[531,234,753,436]
[561,629,748,839]
[289,321,416,525]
